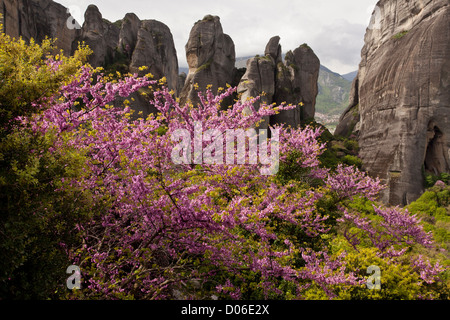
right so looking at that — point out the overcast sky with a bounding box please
[55,0,379,75]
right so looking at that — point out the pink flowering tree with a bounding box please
[21,63,447,300]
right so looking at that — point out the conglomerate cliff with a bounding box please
[335,0,450,205]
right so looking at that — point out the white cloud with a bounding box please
[56,0,378,74]
[309,19,366,74]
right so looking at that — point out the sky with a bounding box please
[55,0,379,75]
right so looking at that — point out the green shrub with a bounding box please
[407,191,448,218]
[342,155,362,169]
[424,172,449,188]
[343,139,359,152]
[392,30,409,39]
[0,21,93,299]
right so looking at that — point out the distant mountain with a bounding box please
[315,65,354,132]
[341,70,358,81]
[316,65,353,115]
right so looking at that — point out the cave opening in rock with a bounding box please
[424,124,447,175]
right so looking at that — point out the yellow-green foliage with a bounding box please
[0,18,91,134]
[338,247,423,299]
[0,20,95,299]
[407,185,450,265]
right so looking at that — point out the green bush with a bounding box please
[392,30,409,39]
[0,22,93,299]
[407,191,448,218]
[424,172,450,188]
[342,155,362,169]
[406,186,450,262]
[343,139,359,152]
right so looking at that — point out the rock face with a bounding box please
[334,75,359,137]
[272,44,320,126]
[129,19,179,92]
[180,15,236,106]
[335,0,450,206]
[118,13,140,57]
[177,72,187,97]
[71,5,179,115]
[1,0,80,54]
[237,55,275,129]
[73,5,178,94]
[237,36,320,129]
[75,5,120,68]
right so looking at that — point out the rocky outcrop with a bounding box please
[177,72,187,97]
[237,55,275,129]
[75,9,180,91]
[73,5,178,93]
[335,0,450,205]
[71,5,179,116]
[118,13,140,57]
[179,15,236,106]
[74,5,120,68]
[1,0,80,54]
[129,19,178,92]
[265,35,282,64]
[237,36,320,129]
[272,44,320,127]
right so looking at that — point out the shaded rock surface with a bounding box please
[118,13,140,57]
[179,15,236,106]
[272,44,320,126]
[237,55,275,129]
[334,75,359,137]
[72,5,178,116]
[74,5,120,68]
[1,0,80,54]
[129,19,178,92]
[335,0,450,205]
[237,36,320,129]
[177,72,187,97]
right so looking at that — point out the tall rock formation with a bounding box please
[237,55,275,129]
[1,0,80,54]
[129,19,178,92]
[1,0,179,98]
[335,0,450,205]
[74,5,120,68]
[71,6,178,115]
[271,44,320,127]
[118,12,140,57]
[73,5,179,92]
[1,0,179,118]
[237,36,320,129]
[180,15,236,106]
